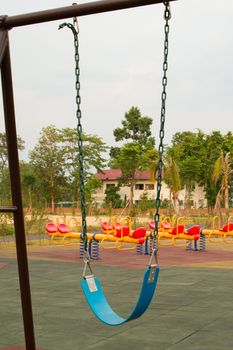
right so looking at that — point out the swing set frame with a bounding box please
[0,0,176,349]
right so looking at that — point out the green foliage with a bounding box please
[0,132,25,172]
[29,125,66,212]
[24,208,48,235]
[20,162,37,209]
[168,129,233,210]
[163,156,181,213]
[104,186,122,209]
[212,151,233,211]
[137,192,155,214]
[85,176,102,210]
[27,125,107,210]
[110,106,158,208]
[0,132,25,205]
[160,198,171,209]
[113,106,154,146]
[0,213,14,237]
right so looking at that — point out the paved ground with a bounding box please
[0,243,233,350]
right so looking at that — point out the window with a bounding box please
[145,184,155,190]
[135,184,144,190]
[106,183,115,189]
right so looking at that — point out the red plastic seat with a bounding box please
[57,223,69,234]
[138,238,145,244]
[193,234,200,241]
[115,226,130,238]
[149,220,155,230]
[161,221,171,230]
[187,225,201,236]
[45,223,57,235]
[102,221,115,232]
[220,223,233,232]
[149,220,171,231]
[130,227,146,239]
[171,225,185,235]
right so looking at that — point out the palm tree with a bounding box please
[213,151,233,212]
[150,156,181,214]
[164,156,181,214]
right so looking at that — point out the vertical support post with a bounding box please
[0,30,36,350]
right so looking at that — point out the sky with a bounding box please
[0,0,233,161]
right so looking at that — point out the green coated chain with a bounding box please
[59,2,170,254]
[59,18,88,251]
[153,1,171,241]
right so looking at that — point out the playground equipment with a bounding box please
[101,216,132,237]
[201,216,233,244]
[45,220,146,258]
[57,0,172,325]
[100,216,145,250]
[45,213,203,254]
[148,217,200,247]
[45,217,80,244]
[0,0,175,346]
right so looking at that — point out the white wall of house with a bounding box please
[94,180,207,208]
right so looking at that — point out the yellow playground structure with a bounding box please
[45,214,205,258]
[201,216,233,244]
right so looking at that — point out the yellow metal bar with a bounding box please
[212,215,221,230]
[223,232,233,244]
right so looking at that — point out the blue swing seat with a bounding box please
[81,266,159,326]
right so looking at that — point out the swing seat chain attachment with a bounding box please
[83,252,98,293]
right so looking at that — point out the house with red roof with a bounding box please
[94,169,206,208]
[95,169,158,207]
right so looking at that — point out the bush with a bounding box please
[0,213,14,236]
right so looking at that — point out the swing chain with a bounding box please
[59,18,88,251]
[153,1,171,243]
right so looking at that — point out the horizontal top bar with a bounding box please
[0,0,176,29]
[0,206,18,213]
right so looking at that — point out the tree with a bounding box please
[168,130,226,211]
[0,132,25,204]
[29,125,66,213]
[85,176,102,214]
[180,157,202,208]
[110,106,157,209]
[61,128,107,208]
[199,131,225,211]
[20,162,37,210]
[0,132,25,173]
[164,156,181,214]
[213,151,233,212]
[104,186,122,209]
[113,106,155,146]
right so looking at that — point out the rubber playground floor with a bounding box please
[1,243,233,350]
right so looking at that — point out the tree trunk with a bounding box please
[172,191,179,215]
[129,180,134,210]
[129,169,136,210]
[51,194,55,213]
[225,185,229,210]
[28,186,32,212]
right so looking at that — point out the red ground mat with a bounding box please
[0,262,9,270]
[0,347,43,350]
[28,246,233,269]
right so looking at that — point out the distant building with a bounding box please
[94,169,207,208]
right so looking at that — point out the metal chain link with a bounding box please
[153,1,171,241]
[59,19,88,251]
